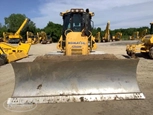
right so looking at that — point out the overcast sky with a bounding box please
[0,0,153,30]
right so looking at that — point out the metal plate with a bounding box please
[8,59,145,104]
[7,93,145,105]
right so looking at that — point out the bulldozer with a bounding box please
[7,8,145,105]
[112,32,122,41]
[126,22,153,58]
[0,42,31,66]
[3,18,30,44]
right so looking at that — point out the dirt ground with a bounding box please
[0,40,153,115]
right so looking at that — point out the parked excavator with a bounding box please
[0,42,31,66]
[126,22,153,58]
[102,21,111,42]
[26,31,39,44]
[95,32,101,43]
[129,31,139,40]
[3,18,30,44]
[7,8,145,105]
[139,29,148,40]
[37,31,52,44]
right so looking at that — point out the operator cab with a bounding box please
[61,8,94,39]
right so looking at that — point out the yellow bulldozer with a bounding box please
[7,8,145,105]
[126,22,153,58]
[0,42,31,66]
[3,18,30,44]
[112,32,122,41]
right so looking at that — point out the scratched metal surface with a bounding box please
[7,93,145,105]
[8,59,145,104]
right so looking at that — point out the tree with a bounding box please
[43,21,62,42]
[0,23,7,37]
[5,14,26,32]
[4,13,37,40]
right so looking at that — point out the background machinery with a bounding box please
[102,21,111,42]
[26,31,38,44]
[7,8,145,105]
[126,22,153,58]
[37,31,52,44]
[0,42,31,66]
[3,18,30,44]
[95,32,101,43]
[112,32,122,41]
[2,32,10,42]
[139,29,148,40]
[129,31,139,40]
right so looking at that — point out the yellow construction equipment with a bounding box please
[102,21,111,42]
[7,8,145,105]
[37,31,52,44]
[26,31,38,44]
[139,29,148,40]
[2,32,12,42]
[129,31,139,40]
[0,42,31,66]
[95,32,101,42]
[112,32,122,41]
[0,48,7,65]
[3,18,30,44]
[126,22,153,58]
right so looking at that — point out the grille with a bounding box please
[71,49,82,55]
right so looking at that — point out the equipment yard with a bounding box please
[0,40,153,115]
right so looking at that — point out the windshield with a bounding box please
[72,14,82,32]
[63,14,71,31]
[63,13,83,32]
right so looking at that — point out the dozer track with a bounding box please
[7,54,145,105]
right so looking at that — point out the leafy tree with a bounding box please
[5,14,26,32]
[0,23,7,37]
[43,21,62,42]
[4,13,37,41]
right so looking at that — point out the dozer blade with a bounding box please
[7,57,145,105]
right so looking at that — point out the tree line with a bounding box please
[0,13,150,42]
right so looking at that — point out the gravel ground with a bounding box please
[0,40,153,115]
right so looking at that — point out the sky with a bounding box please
[0,0,153,30]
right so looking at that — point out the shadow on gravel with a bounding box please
[28,54,33,56]
[122,55,131,59]
[110,40,141,46]
[123,53,153,60]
